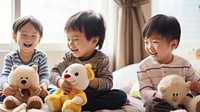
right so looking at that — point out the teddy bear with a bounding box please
[157,74,200,112]
[3,65,43,109]
[45,63,94,112]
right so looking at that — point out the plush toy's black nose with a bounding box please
[21,80,26,84]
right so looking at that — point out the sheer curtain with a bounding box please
[112,0,148,70]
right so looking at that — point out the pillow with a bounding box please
[129,79,141,98]
[190,60,200,75]
[112,64,138,93]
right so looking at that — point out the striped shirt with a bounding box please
[137,55,200,102]
[50,50,113,97]
[0,49,50,89]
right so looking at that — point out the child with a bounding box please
[49,10,127,111]
[0,15,50,101]
[137,14,200,112]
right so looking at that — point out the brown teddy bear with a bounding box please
[3,65,43,109]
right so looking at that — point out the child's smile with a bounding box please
[71,49,78,54]
[23,43,32,48]
[150,52,158,58]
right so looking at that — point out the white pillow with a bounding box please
[190,60,200,75]
[112,64,138,93]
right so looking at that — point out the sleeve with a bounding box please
[137,62,157,102]
[96,58,113,90]
[49,54,68,86]
[185,61,200,82]
[38,53,50,86]
[0,54,13,89]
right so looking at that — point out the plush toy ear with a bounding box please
[32,65,38,72]
[85,64,94,80]
[159,86,167,93]
[12,65,18,70]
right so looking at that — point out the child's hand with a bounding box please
[32,86,42,96]
[3,85,15,96]
[153,92,162,99]
[39,82,49,97]
[60,79,72,95]
[190,81,200,94]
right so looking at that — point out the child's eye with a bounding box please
[21,34,27,37]
[153,41,158,43]
[32,34,36,37]
[144,41,148,45]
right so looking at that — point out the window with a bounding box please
[152,0,200,59]
[0,0,114,52]
[152,0,200,43]
[0,0,12,45]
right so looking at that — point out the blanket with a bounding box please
[0,95,144,112]
[0,103,138,112]
[0,103,49,112]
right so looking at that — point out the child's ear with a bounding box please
[92,37,99,45]
[12,32,17,42]
[38,37,41,43]
[171,39,178,49]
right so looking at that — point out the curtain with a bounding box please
[113,0,148,70]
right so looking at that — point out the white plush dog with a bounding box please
[158,74,200,112]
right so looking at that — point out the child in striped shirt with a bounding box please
[137,14,200,112]
[0,15,50,102]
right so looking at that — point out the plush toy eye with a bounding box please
[21,77,23,79]
[65,70,68,73]
[172,93,178,96]
[26,77,28,79]
[74,72,79,76]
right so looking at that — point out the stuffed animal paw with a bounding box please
[182,95,200,112]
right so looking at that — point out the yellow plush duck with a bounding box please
[195,48,200,60]
[45,63,94,112]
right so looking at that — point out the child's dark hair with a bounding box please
[143,14,181,45]
[12,15,43,37]
[64,10,106,50]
